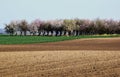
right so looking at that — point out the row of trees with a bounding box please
[5,18,120,36]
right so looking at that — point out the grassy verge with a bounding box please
[0,34,120,44]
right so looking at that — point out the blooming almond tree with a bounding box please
[50,19,64,36]
[29,19,39,35]
[5,24,15,35]
[34,19,43,35]
[29,23,37,35]
[63,19,76,36]
[94,19,106,34]
[4,20,20,35]
[19,20,28,36]
[10,20,21,35]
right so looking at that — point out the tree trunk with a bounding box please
[59,31,62,36]
[55,30,59,36]
[24,31,27,36]
[20,31,22,36]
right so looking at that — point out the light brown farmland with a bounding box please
[0,51,120,77]
[0,38,120,77]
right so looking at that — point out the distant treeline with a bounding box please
[5,18,120,36]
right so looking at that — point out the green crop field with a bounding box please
[0,34,120,44]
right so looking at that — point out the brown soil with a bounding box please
[0,51,120,77]
[0,38,120,51]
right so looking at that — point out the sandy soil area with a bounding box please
[0,51,120,77]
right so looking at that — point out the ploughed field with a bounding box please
[0,38,120,77]
[0,51,120,77]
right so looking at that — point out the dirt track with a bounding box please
[0,38,120,51]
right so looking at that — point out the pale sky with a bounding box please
[0,0,120,29]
